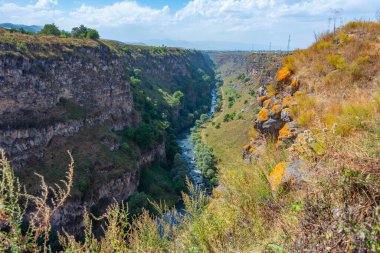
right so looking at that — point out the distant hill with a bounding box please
[0,23,42,33]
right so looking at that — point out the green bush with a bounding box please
[120,142,130,153]
[71,25,88,38]
[223,112,236,122]
[130,77,141,86]
[86,29,100,40]
[40,23,60,36]
[327,54,347,70]
[71,25,100,39]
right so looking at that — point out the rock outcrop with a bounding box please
[52,142,166,235]
[0,41,133,169]
[244,65,302,161]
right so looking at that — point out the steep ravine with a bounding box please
[0,30,214,234]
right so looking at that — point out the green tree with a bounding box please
[86,29,100,40]
[172,91,184,106]
[71,25,88,38]
[40,23,60,36]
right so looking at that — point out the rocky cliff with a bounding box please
[0,29,214,233]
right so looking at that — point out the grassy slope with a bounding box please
[202,72,256,174]
[181,22,380,252]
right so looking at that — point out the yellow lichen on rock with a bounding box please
[276,66,291,82]
[269,162,288,190]
[258,108,269,122]
[278,124,290,139]
[290,79,299,90]
[262,99,271,109]
[271,104,282,115]
[258,96,268,103]
[282,95,295,108]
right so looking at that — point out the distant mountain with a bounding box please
[0,23,42,33]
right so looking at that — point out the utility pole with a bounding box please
[328,17,332,32]
[331,8,342,34]
[287,34,291,53]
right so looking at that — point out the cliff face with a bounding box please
[0,29,213,233]
[52,142,166,235]
[0,42,133,169]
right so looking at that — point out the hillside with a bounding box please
[214,21,380,252]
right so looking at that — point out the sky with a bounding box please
[0,0,378,50]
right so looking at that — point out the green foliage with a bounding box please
[133,68,142,77]
[170,153,188,193]
[86,29,100,40]
[59,30,71,38]
[40,23,60,36]
[16,42,27,52]
[214,89,223,112]
[78,179,89,193]
[124,122,165,150]
[223,112,236,122]
[126,192,155,217]
[71,25,88,38]
[8,27,35,35]
[191,129,217,180]
[71,25,100,39]
[172,91,184,107]
[120,142,130,153]
[130,77,141,86]
[139,162,185,211]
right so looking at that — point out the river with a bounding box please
[177,86,217,192]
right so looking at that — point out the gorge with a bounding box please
[1,21,379,253]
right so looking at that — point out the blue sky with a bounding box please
[0,0,378,50]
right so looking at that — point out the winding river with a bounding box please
[160,86,216,228]
[177,87,217,192]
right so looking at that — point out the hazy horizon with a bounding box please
[0,0,378,50]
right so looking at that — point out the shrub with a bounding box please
[86,29,99,40]
[120,142,130,153]
[130,77,141,86]
[316,40,332,50]
[133,68,142,77]
[327,54,347,70]
[337,31,352,44]
[282,55,296,72]
[223,112,236,122]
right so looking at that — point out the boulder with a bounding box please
[269,160,305,191]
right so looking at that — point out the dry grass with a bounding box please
[0,149,73,252]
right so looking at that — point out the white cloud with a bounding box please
[0,2,62,25]
[35,0,58,9]
[68,1,170,27]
